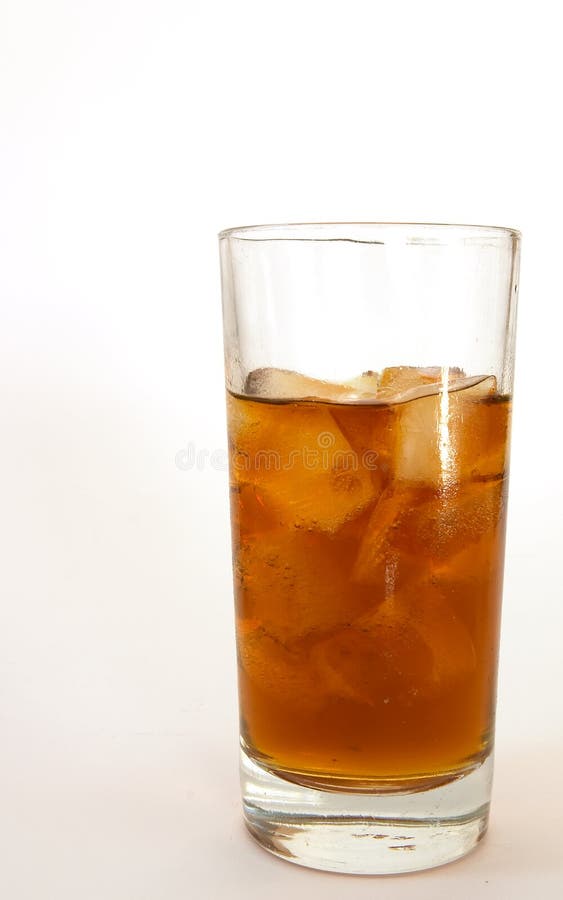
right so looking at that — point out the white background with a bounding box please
[1,1,562,897]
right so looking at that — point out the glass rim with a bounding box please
[218,221,521,243]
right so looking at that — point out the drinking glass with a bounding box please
[219,222,520,874]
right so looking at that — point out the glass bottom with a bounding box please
[241,748,493,874]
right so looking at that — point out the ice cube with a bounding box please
[428,536,501,637]
[351,487,419,586]
[345,370,380,397]
[393,374,498,485]
[311,607,435,706]
[245,367,377,402]
[237,619,323,712]
[378,365,466,403]
[246,367,334,400]
[390,588,477,687]
[227,390,377,532]
[235,529,375,643]
[349,584,476,693]
[329,401,394,499]
[462,394,511,482]
[396,477,507,561]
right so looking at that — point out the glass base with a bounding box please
[241,748,493,874]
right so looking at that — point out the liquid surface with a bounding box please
[227,366,510,790]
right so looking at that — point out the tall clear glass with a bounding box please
[219,223,520,874]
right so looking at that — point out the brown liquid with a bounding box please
[227,369,510,791]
